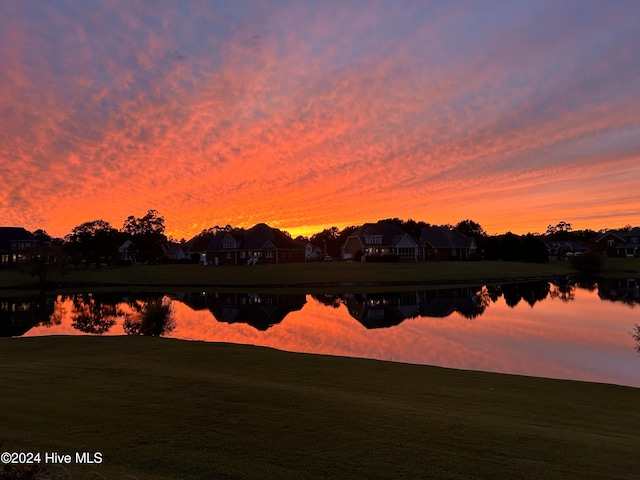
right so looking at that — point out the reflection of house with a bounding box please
[0,227,37,266]
[341,223,418,262]
[343,292,419,328]
[0,296,55,337]
[418,288,482,318]
[181,292,306,330]
[205,223,305,265]
[597,278,640,305]
[419,227,476,261]
[592,228,640,257]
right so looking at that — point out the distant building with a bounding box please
[592,227,640,257]
[0,227,37,266]
[204,223,305,265]
[341,222,418,262]
[418,226,476,261]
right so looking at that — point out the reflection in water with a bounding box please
[0,296,55,336]
[5,279,640,387]
[632,325,640,354]
[123,296,176,337]
[71,293,119,335]
[597,278,640,305]
[182,292,306,331]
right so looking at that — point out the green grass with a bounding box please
[1,336,639,479]
[0,260,577,293]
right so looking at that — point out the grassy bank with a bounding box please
[0,260,578,293]
[0,336,638,479]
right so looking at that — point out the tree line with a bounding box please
[20,212,633,278]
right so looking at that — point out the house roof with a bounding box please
[593,227,640,243]
[205,223,303,251]
[544,240,587,250]
[0,227,36,250]
[419,226,474,249]
[185,234,217,254]
[345,223,417,247]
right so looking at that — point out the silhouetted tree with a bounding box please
[546,221,573,239]
[521,234,549,263]
[66,219,122,268]
[501,232,521,261]
[311,226,357,258]
[455,219,486,239]
[122,209,167,263]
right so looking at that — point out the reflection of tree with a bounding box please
[502,284,523,308]
[458,288,491,319]
[70,294,118,334]
[549,283,576,302]
[521,281,550,307]
[631,324,640,354]
[311,294,341,308]
[123,297,175,337]
[484,285,503,303]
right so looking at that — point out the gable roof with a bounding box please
[205,223,303,251]
[346,223,417,247]
[419,226,475,249]
[593,227,640,244]
[0,227,36,250]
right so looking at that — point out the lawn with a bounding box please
[0,336,638,479]
[0,260,578,293]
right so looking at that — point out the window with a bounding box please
[224,240,234,249]
[607,239,615,247]
[240,251,246,258]
[265,251,274,258]
[398,247,415,258]
[225,252,232,259]
[364,235,382,244]
[1,254,8,264]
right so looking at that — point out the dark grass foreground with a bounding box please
[1,337,639,480]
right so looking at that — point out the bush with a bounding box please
[570,250,606,273]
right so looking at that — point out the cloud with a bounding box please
[1,1,639,238]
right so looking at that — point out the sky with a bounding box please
[1,1,639,240]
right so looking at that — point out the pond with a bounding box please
[2,278,639,387]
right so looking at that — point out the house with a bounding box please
[205,223,305,265]
[545,240,588,258]
[341,222,418,262]
[118,239,137,264]
[592,228,640,257]
[304,242,322,262]
[163,242,188,262]
[184,234,216,265]
[0,227,37,266]
[418,226,476,261]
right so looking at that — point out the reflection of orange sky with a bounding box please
[1,3,640,238]
[24,289,640,387]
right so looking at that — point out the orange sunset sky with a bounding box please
[1,1,639,240]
